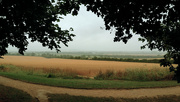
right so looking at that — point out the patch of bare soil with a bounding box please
[1,76,180,102]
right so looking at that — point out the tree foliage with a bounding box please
[0,0,78,56]
[80,0,180,50]
[1,0,180,81]
[79,0,180,82]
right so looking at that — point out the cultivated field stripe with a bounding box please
[1,56,167,77]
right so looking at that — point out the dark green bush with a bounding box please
[95,68,175,81]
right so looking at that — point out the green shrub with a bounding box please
[0,65,5,71]
[95,68,175,81]
[105,70,114,78]
[47,73,56,78]
[94,70,105,80]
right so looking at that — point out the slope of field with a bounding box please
[0,56,167,77]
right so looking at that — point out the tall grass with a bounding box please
[0,64,175,81]
[22,67,81,79]
[95,68,175,81]
[0,64,81,79]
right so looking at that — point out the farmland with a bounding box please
[0,55,167,77]
[0,53,179,102]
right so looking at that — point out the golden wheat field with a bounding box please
[0,56,168,77]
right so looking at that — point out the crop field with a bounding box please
[0,56,168,77]
[0,55,179,102]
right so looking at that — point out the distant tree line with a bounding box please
[7,53,171,64]
[39,53,164,63]
[91,56,161,63]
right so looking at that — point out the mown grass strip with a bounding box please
[0,72,179,89]
[48,94,180,102]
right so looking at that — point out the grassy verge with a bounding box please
[0,64,179,89]
[0,72,179,89]
[48,94,180,102]
[0,64,81,79]
[0,84,38,102]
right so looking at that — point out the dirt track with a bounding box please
[1,76,180,102]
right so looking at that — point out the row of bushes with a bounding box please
[7,53,164,63]
[91,57,161,63]
[95,68,175,81]
[39,53,162,63]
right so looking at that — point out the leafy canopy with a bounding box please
[0,0,80,56]
[79,0,180,82]
[1,0,180,81]
[80,0,180,51]
[2,0,179,57]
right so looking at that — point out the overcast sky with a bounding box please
[8,5,153,52]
